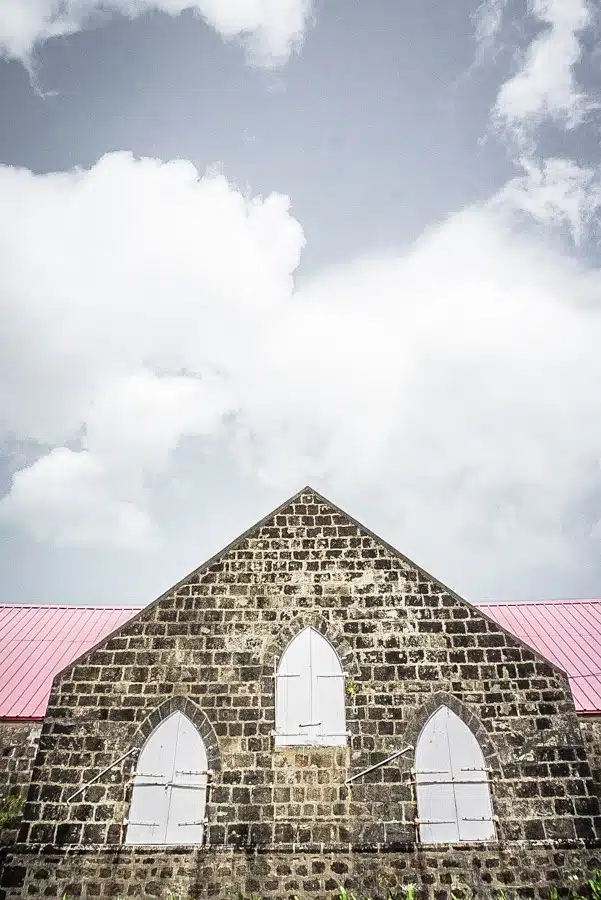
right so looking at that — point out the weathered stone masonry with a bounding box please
[5,843,601,900]
[580,718,601,803]
[0,723,42,847]
[2,487,601,898]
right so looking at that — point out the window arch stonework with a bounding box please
[404,692,501,775]
[131,696,221,773]
[263,616,360,679]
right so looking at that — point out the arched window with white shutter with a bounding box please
[415,705,495,844]
[126,711,209,845]
[275,626,347,747]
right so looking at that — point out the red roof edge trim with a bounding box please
[0,716,44,723]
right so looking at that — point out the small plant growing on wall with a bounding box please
[338,888,357,900]
[0,793,24,828]
[588,872,601,900]
[346,680,359,698]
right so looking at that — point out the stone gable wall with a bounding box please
[5,489,601,897]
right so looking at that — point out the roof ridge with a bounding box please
[0,604,144,610]
[477,599,601,606]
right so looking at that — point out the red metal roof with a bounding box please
[1,600,601,719]
[477,600,601,715]
[0,605,141,720]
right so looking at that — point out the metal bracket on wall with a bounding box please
[344,745,413,784]
[67,747,137,802]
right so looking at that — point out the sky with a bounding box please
[0,0,600,606]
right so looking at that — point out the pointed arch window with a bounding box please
[415,705,495,843]
[275,626,347,746]
[126,711,208,845]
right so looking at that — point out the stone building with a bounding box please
[2,486,601,899]
[0,607,141,846]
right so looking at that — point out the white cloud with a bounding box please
[0,0,312,66]
[84,370,232,472]
[0,152,302,447]
[1,152,601,598]
[494,156,601,243]
[472,0,507,63]
[0,447,157,548]
[493,0,593,139]
[0,152,303,547]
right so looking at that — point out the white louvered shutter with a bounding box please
[415,706,495,844]
[126,712,207,846]
[275,627,346,747]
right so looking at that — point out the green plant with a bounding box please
[346,680,359,698]
[589,872,601,900]
[338,887,357,900]
[0,793,25,828]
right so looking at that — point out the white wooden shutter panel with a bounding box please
[275,628,312,746]
[126,713,177,845]
[165,713,208,845]
[446,709,495,841]
[311,629,346,746]
[415,707,459,843]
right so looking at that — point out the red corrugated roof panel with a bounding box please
[476,600,601,715]
[0,605,141,720]
[2,599,601,720]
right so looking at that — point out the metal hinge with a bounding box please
[175,770,213,776]
[126,820,160,827]
[415,778,490,786]
[411,768,447,775]
[414,818,456,825]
